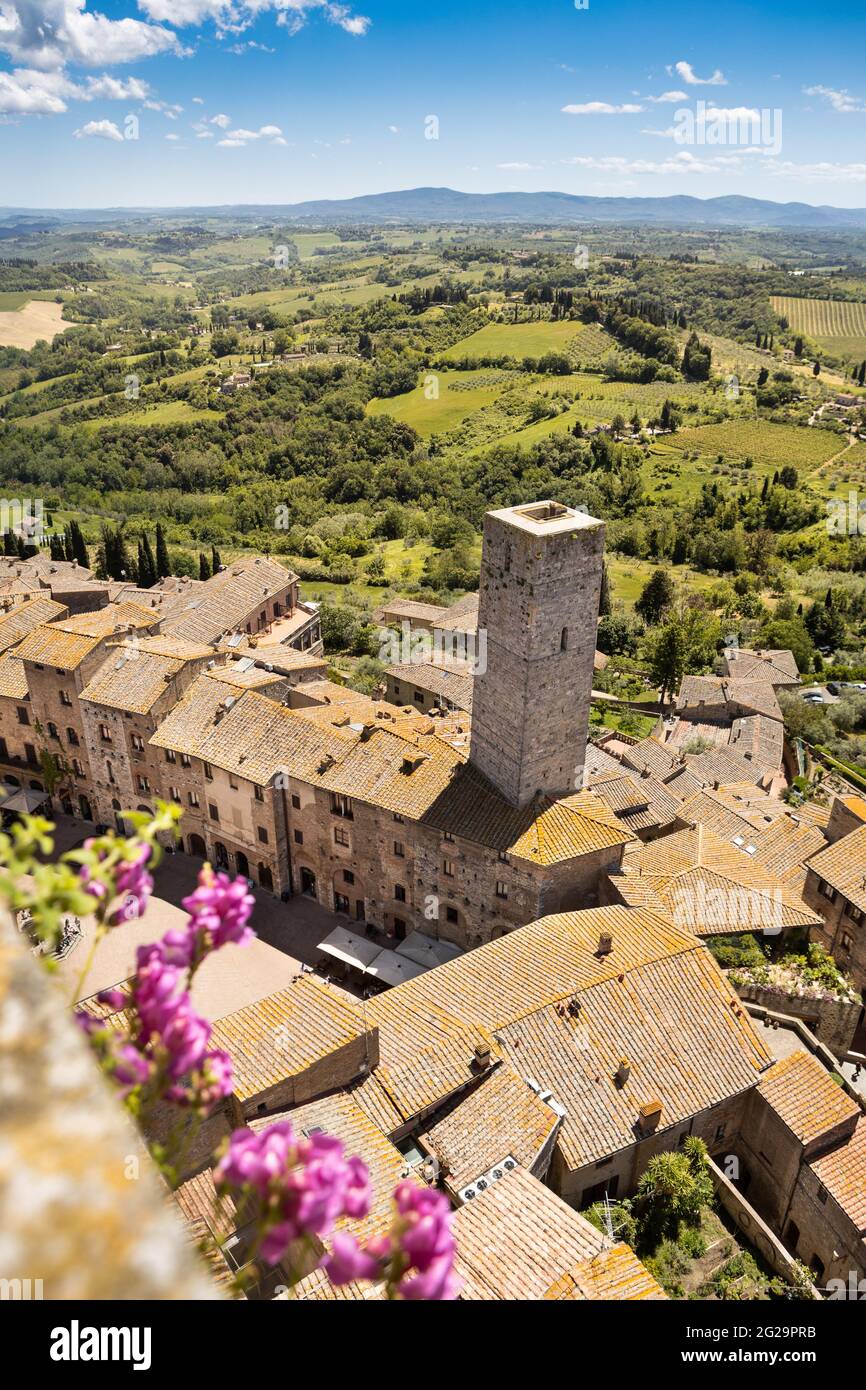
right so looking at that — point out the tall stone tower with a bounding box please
[469,500,605,808]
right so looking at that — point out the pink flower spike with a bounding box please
[325,1233,382,1286]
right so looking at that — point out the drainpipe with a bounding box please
[279,778,293,898]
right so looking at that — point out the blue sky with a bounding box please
[1,0,866,208]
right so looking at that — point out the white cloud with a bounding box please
[561,150,743,176]
[648,90,687,103]
[0,64,150,113]
[387,124,399,133]
[562,101,644,115]
[497,161,539,170]
[0,69,68,113]
[218,122,283,145]
[804,85,866,114]
[165,130,179,138]
[192,94,204,103]
[210,112,232,127]
[767,158,866,183]
[74,116,124,140]
[144,97,183,116]
[0,0,181,70]
[137,0,371,37]
[674,61,727,86]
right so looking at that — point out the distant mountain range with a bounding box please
[3,188,866,229]
[273,188,866,229]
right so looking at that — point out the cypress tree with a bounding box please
[155,523,170,579]
[138,534,157,588]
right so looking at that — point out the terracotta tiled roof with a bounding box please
[453,1167,662,1301]
[809,1116,866,1234]
[421,778,635,865]
[721,648,800,685]
[173,1167,238,1244]
[806,824,866,914]
[750,815,827,887]
[0,651,28,699]
[682,746,765,787]
[14,625,103,670]
[614,825,821,936]
[677,675,782,721]
[589,771,682,832]
[52,600,160,637]
[677,788,778,841]
[152,669,632,862]
[80,640,213,714]
[209,977,370,1103]
[385,661,473,712]
[543,1245,666,1300]
[662,765,705,799]
[162,555,297,645]
[585,741,625,781]
[420,1063,560,1194]
[757,1052,859,1149]
[621,737,679,779]
[729,714,785,771]
[366,905,770,1157]
[0,595,67,653]
[375,599,448,626]
[14,601,160,670]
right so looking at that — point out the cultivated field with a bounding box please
[439,319,585,361]
[0,299,74,349]
[367,369,515,435]
[771,295,866,360]
[658,418,843,470]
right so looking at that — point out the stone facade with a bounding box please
[803,867,866,998]
[553,1090,751,1209]
[470,502,605,808]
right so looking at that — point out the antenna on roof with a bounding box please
[602,1191,615,1243]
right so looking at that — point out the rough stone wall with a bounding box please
[734,982,860,1056]
[804,867,866,994]
[278,778,620,948]
[470,507,605,808]
[0,909,219,1299]
[787,1155,866,1282]
[22,650,114,813]
[193,762,288,893]
[736,1090,804,1230]
[237,1032,379,1118]
[0,690,40,779]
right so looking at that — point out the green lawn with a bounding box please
[440,318,586,362]
[367,369,515,435]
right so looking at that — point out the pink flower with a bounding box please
[214,1122,372,1267]
[325,1181,459,1300]
[398,1253,461,1301]
[107,844,153,925]
[324,1232,382,1285]
[182,866,255,954]
[393,1181,455,1273]
[80,841,153,925]
[167,1048,233,1111]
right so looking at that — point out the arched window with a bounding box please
[560,627,568,652]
